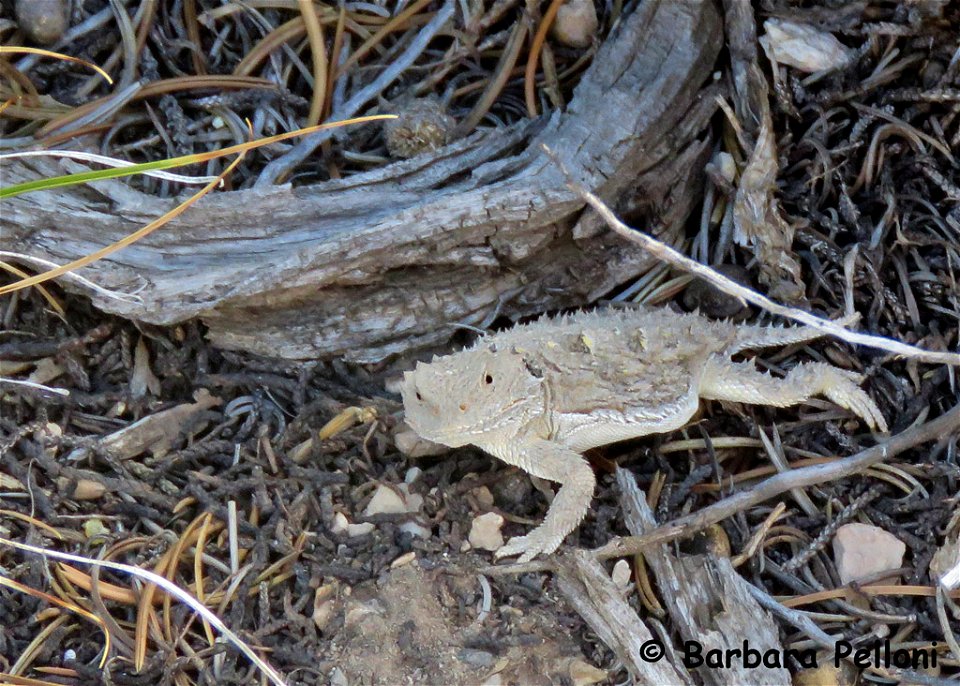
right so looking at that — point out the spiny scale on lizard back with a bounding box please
[477,308,739,414]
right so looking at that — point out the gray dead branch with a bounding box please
[3,0,722,363]
[554,550,694,685]
[615,467,791,686]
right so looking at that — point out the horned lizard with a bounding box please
[400,307,887,562]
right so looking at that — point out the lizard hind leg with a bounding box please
[700,358,888,432]
[487,438,597,563]
[728,313,860,355]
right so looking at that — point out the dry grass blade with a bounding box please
[0,261,63,315]
[0,46,113,85]
[458,20,528,136]
[0,575,111,668]
[0,669,69,684]
[783,583,960,608]
[525,0,564,117]
[298,0,328,126]
[1,150,219,184]
[57,564,138,604]
[0,252,139,304]
[0,537,290,686]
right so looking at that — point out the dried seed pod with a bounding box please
[59,477,107,500]
[16,0,69,45]
[551,0,598,49]
[383,97,456,159]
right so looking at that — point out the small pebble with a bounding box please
[793,661,856,686]
[330,511,350,535]
[760,19,852,73]
[16,0,68,45]
[62,478,107,501]
[390,551,417,568]
[832,522,905,585]
[364,483,420,516]
[346,522,375,538]
[399,521,431,539]
[471,485,495,510]
[930,534,960,586]
[394,425,449,457]
[551,0,598,49]
[611,559,631,590]
[312,581,340,632]
[469,512,505,552]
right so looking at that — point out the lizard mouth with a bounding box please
[423,399,528,445]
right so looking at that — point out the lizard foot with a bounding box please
[494,530,564,563]
[817,365,888,432]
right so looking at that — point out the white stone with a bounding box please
[833,523,906,585]
[364,484,408,516]
[469,512,505,552]
[330,511,349,535]
[312,581,339,631]
[346,522,376,537]
[390,551,417,568]
[363,483,422,516]
[611,559,632,591]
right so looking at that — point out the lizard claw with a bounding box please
[495,531,562,563]
[821,369,888,432]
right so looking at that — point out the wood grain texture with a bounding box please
[3,0,723,362]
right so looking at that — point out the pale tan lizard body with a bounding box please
[400,307,887,562]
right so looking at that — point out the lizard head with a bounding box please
[401,346,544,448]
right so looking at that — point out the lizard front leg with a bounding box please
[480,437,596,563]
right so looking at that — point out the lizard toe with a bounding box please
[494,535,535,562]
[823,379,886,432]
[496,531,559,563]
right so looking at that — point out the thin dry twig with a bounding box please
[546,145,960,367]
[592,402,960,560]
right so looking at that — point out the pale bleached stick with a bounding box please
[0,251,143,304]
[547,145,960,366]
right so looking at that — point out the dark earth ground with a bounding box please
[3,0,960,684]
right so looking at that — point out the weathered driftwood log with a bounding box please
[3,0,723,362]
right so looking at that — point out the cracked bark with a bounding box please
[3,0,723,362]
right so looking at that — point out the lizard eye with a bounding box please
[484,374,493,385]
[415,391,422,401]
